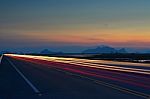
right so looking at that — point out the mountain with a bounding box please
[40,49,63,54]
[117,48,127,53]
[82,45,127,54]
[40,49,54,54]
[82,45,116,54]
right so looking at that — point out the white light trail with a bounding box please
[4,54,150,75]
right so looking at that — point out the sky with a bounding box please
[0,0,150,52]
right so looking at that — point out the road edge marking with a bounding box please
[6,58,41,95]
[0,54,3,64]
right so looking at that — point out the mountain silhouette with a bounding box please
[82,45,127,54]
[118,48,127,53]
[40,49,63,54]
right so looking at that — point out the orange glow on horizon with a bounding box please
[20,28,150,48]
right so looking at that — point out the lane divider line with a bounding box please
[0,54,3,64]
[54,68,150,99]
[6,58,41,95]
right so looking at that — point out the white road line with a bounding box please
[0,54,3,64]
[6,58,41,94]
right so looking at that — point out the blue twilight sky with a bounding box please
[0,0,150,52]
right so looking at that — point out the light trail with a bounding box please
[50,59,150,74]
[4,54,150,89]
[3,54,150,98]
[5,54,150,75]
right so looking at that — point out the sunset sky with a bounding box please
[0,0,150,52]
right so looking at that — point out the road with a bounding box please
[0,54,149,99]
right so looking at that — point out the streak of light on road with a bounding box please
[4,54,150,98]
[5,54,150,75]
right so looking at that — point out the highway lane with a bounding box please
[6,54,150,90]
[0,54,150,99]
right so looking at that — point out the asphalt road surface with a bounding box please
[0,54,149,99]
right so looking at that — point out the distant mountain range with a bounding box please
[82,45,127,54]
[0,45,150,54]
[40,46,127,54]
[40,49,63,54]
